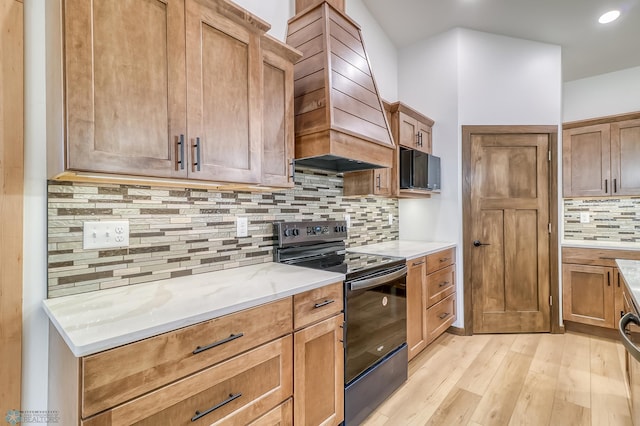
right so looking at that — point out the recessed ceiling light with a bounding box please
[599,10,621,24]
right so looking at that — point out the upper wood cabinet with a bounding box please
[61,0,300,186]
[64,0,187,179]
[563,113,640,197]
[397,110,433,154]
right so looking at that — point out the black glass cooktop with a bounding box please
[290,250,404,278]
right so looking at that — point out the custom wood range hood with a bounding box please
[286,0,395,172]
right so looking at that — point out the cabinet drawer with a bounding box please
[83,336,293,426]
[426,264,455,307]
[82,298,292,417]
[426,248,455,274]
[426,293,456,343]
[248,398,292,426]
[293,281,343,329]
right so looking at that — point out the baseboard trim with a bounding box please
[564,320,620,341]
[446,325,466,336]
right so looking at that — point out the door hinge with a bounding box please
[550,296,552,306]
[548,223,552,234]
[548,150,551,162]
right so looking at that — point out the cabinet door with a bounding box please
[562,124,611,197]
[342,168,392,196]
[293,314,344,426]
[417,120,432,154]
[65,0,187,178]
[398,112,419,150]
[562,264,615,328]
[262,49,295,187]
[611,118,640,195]
[185,0,261,183]
[406,258,427,361]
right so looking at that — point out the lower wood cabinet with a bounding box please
[562,247,640,330]
[49,282,344,425]
[293,314,345,426]
[406,248,456,361]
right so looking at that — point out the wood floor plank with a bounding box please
[508,371,557,425]
[361,332,633,425]
[425,387,482,426]
[549,398,591,426]
[470,351,533,425]
[456,334,517,395]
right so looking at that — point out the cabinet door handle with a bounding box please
[607,271,611,286]
[289,159,295,182]
[376,173,381,190]
[194,137,201,171]
[439,281,450,287]
[438,312,450,320]
[605,179,608,193]
[439,257,450,263]
[177,134,185,170]
[191,393,242,422]
[412,260,425,266]
[614,178,618,193]
[193,333,244,354]
[314,299,335,309]
[618,273,621,288]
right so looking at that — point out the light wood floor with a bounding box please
[362,332,632,426]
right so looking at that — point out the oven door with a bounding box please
[345,265,407,384]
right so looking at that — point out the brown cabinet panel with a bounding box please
[426,264,455,307]
[64,0,187,178]
[426,247,455,274]
[562,124,610,197]
[611,118,640,195]
[342,167,392,196]
[82,298,292,418]
[84,336,293,426]
[293,281,344,330]
[293,314,345,426]
[406,257,427,361]
[563,263,615,328]
[185,0,261,183]
[426,293,456,343]
[248,399,293,426]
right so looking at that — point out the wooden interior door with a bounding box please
[186,0,261,183]
[0,0,23,416]
[64,0,187,178]
[611,118,640,195]
[469,132,551,333]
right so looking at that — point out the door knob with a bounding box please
[473,240,490,247]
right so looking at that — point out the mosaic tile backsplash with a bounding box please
[47,168,399,298]
[564,197,640,242]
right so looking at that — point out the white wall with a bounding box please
[397,28,562,327]
[23,0,49,413]
[563,65,640,122]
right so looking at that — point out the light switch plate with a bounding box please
[580,212,590,223]
[388,213,394,225]
[344,214,351,228]
[237,217,248,237]
[83,221,129,249]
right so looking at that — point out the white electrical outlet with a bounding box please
[237,217,248,237]
[83,221,129,249]
[580,212,590,223]
[388,214,394,225]
[344,214,351,228]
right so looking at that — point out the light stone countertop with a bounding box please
[348,240,456,260]
[562,240,640,251]
[43,262,345,357]
[617,259,640,312]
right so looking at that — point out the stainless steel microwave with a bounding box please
[399,148,441,191]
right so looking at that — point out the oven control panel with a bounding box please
[275,220,348,247]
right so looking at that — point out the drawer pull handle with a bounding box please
[314,299,335,309]
[439,257,450,263]
[438,312,450,320]
[439,281,450,287]
[191,392,242,422]
[193,333,244,355]
[412,260,425,266]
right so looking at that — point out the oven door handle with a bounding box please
[348,266,407,291]
[620,312,640,362]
